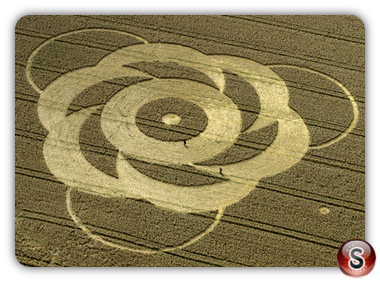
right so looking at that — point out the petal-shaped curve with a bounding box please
[211,55,290,133]
[38,67,150,132]
[98,43,225,92]
[44,106,138,199]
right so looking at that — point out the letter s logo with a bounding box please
[349,247,365,270]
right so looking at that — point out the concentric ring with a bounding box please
[101,78,241,165]
[135,97,208,142]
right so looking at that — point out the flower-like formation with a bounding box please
[34,36,309,211]
[27,29,358,252]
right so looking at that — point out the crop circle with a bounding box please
[26,28,358,252]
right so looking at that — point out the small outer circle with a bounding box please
[66,187,225,254]
[319,207,330,215]
[267,64,359,150]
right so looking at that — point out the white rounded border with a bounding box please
[25,28,357,254]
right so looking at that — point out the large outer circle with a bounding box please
[267,64,359,150]
[101,79,242,165]
[66,187,225,254]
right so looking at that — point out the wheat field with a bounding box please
[15,15,365,267]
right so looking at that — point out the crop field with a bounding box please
[15,15,365,267]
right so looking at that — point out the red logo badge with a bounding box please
[337,239,376,277]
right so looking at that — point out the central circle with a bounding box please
[161,113,182,125]
[319,207,330,215]
[135,97,208,142]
